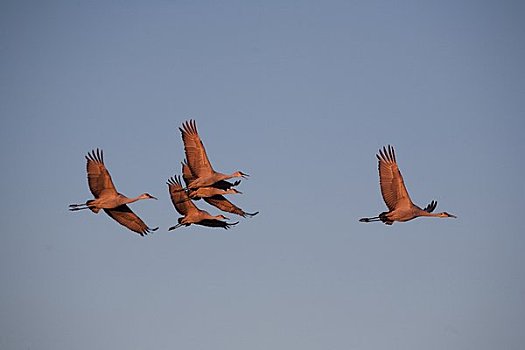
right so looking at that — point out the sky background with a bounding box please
[1,1,524,349]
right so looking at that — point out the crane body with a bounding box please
[69,149,158,236]
[167,175,239,230]
[181,161,258,218]
[359,145,456,225]
[179,119,248,189]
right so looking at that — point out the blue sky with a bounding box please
[1,1,524,349]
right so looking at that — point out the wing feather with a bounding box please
[179,120,214,178]
[167,176,199,216]
[197,219,239,229]
[181,160,196,187]
[377,145,413,211]
[103,205,157,236]
[86,149,118,198]
[423,200,437,213]
[204,195,257,218]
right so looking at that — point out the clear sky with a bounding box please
[1,1,524,349]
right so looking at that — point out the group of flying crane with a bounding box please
[70,120,456,236]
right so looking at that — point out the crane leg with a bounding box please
[168,223,184,231]
[359,216,381,222]
[69,203,89,211]
[69,203,85,207]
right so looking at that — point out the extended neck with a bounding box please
[123,195,146,205]
[419,211,445,218]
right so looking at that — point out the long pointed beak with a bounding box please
[151,196,158,200]
[449,214,457,218]
[241,172,249,178]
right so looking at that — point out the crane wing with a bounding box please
[423,200,437,213]
[86,149,118,198]
[213,179,241,190]
[377,145,413,211]
[197,219,239,229]
[167,176,199,216]
[204,195,257,218]
[181,160,196,187]
[179,120,214,178]
[103,205,158,236]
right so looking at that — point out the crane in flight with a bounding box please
[167,175,239,230]
[182,161,258,218]
[179,120,248,189]
[69,149,158,236]
[359,145,456,225]
[180,160,242,199]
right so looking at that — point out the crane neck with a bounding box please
[122,194,145,205]
[419,210,444,218]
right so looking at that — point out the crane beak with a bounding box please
[240,172,249,178]
[448,213,457,218]
[151,195,158,200]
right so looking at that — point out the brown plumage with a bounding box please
[359,145,456,225]
[167,176,239,230]
[181,161,258,218]
[181,160,242,199]
[69,149,158,236]
[179,120,248,189]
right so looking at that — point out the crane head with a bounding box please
[235,171,249,178]
[440,212,456,218]
[217,214,230,220]
[141,193,158,200]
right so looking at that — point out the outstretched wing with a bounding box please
[179,120,214,178]
[86,149,118,198]
[167,175,199,216]
[204,195,258,218]
[377,145,413,211]
[104,205,158,236]
[198,219,239,229]
[181,160,196,187]
[423,200,437,213]
[213,179,241,190]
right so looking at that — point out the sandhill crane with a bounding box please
[359,145,456,225]
[167,176,239,230]
[179,119,248,189]
[182,161,258,218]
[180,160,242,199]
[69,149,158,236]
